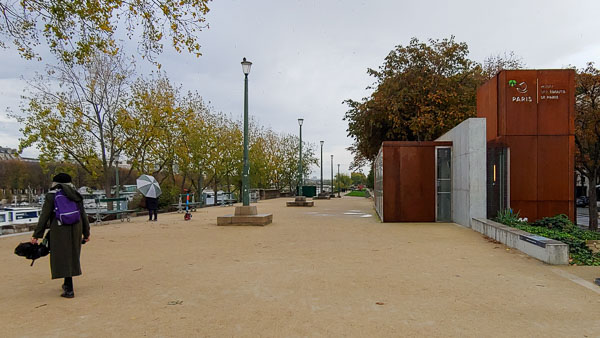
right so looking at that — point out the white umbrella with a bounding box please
[136,175,162,198]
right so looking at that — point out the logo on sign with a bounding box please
[509,80,533,103]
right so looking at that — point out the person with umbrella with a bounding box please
[137,175,161,222]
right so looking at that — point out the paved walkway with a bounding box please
[1,197,599,337]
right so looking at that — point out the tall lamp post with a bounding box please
[241,57,252,206]
[298,118,304,197]
[320,141,324,194]
[216,57,272,225]
[337,163,341,198]
[330,154,334,196]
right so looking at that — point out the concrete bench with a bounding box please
[471,218,569,265]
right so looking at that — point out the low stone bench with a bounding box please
[217,205,273,226]
[286,196,314,207]
[471,218,569,265]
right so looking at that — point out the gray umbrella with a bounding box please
[136,175,162,198]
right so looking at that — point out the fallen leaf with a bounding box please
[375,302,384,305]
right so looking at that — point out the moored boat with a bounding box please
[0,207,41,235]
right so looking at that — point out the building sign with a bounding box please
[508,79,568,103]
[539,83,566,101]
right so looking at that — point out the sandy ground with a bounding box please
[1,196,599,337]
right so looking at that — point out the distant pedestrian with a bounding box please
[146,196,158,221]
[30,173,90,298]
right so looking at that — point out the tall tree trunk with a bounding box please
[589,171,598,231]
[103,170,113,210]
[181,173,187,192]
[213,175,218,206]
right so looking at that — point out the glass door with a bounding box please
[436,147,452,222]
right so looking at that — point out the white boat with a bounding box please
[0,207,41,235]
[203,190,235,205]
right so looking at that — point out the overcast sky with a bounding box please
[1,0,599,177]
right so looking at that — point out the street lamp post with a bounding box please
[298,118,304,197]
[241,57,252,206]
[330,154,334,196]
[337,163,341,198]
[216,57,272,225]
[320,141,324,194]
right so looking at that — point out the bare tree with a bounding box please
[14,51,134,199]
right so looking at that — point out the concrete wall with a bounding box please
[436,118,487,227]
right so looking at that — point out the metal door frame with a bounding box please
[435,146,452,222]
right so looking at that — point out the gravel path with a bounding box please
[2,196,599,337]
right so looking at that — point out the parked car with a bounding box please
[576,196,589,207]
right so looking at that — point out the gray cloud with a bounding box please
[2,0,599,175]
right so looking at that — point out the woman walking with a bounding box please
[31,173,90,298]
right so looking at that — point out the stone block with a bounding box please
[217,213,273,226]
[286,200,314,207]
[234,205,258,216]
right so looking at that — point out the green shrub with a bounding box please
[157,182,179,209]
[128,192,144,210]
[531,214,576,232]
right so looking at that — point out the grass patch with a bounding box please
[345,190,366,197]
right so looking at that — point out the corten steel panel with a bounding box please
[478,69,575,222]
[477,76,498,142]
[537,201,570,220]
[398,146,436,222]
[380,142,449,222]
[497,72,507,137]
[511,200,538,221]
[537,70,575,135]
[382,146,401,222]
[503,70,538,136]
[537,136,569,201]
[506,135,538,201]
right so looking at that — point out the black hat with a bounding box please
[52,173,72,183]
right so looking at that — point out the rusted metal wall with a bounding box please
[477,76,498,142]
[477,69,575,221]
[379,141,451,222]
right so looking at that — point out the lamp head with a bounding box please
[298,118,304,126]
[320,140,324,146]
[241,57,252,75]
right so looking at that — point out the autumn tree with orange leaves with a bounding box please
[343,37,481,168]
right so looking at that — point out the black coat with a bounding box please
[145,197,159,210]
[33,183,90,279]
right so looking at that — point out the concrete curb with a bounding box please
[472,218,569,265]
